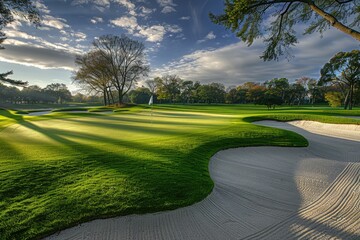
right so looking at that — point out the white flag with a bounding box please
[148,95,153,105]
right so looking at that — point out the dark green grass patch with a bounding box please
[0,105,359,239]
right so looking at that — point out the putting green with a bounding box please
[0,105,359,239]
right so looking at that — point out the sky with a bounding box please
[0,0,359,92]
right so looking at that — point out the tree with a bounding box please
[128,87,151,104]
[197,83,226,104]
[155,75,182,103]
[92,35,149,105]
[320,49,360,110]
[0,71,28,86]
[1,0,40,86]
[74,50,114,105]
[325,92,343,108]
[226,88,241,103]
[210,1,360,61]
[264,78,289,103]
[44,83,72,104]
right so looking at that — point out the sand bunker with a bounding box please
[45,121,360,240]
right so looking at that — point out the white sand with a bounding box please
[45,121,360,240]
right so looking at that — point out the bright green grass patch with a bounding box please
[0,105,359,239]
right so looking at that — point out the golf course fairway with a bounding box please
[0,105,359,239]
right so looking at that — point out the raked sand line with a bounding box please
[45,121,360,240]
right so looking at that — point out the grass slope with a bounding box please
[0,105,359,239]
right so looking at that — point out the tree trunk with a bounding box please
[308,2,360,41]
[109,88,114,105]
[344,90,350,110]
[349,84,354,110]
[103,89,107,106]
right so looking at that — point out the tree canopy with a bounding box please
[320,49,360,110]
[1,0,40,48]
[210,0,360,61]
[74,35,149,105]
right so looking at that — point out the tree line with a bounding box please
[0,83,72,104]
[127,75,359,109]
[74,46,358,109]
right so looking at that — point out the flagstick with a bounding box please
[149,95,154,124]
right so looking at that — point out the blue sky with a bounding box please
[0,0,359,92]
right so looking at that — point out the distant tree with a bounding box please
[226,88,240,104]
[72,93,87,103]
[246,84,266,104]
[262,90,283,109]
[128,87,151,104]
[210,1,360,61]
[288,83,306,105]
[22,85,43,103]
[320,50,360,110]
[74,50,114,105]
[295,77,319,104]
[92,35,149,104]
[145,79,157,95]
[325,92,343,108]
[1,0,40,87]
[198,83,226,104]
[155,75,182,103]
[264,78,289,103]
[180,80,196,103]
[44,83,72,104]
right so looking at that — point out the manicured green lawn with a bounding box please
[0,105,359,239]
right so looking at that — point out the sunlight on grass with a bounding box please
[0,105,359,239]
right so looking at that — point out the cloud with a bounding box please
[138,6,155,18]
[4,30,39,40]
[152,29,359,86]
[165,24,182,33]
[157,0,177,14]
[110,17,178,42]
[161,6,176,13]
[180,16,191,20]
[90,17,104,24]
[42,15,70,30]
[114,0,135,10]
[72,0,110,11]
[0,44,76,71]
[197,31,216,43]
[137,25,166,42]
[110,16,138,33]
[33,0,51,14]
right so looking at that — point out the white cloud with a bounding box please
[180,16,191,20]
[4,30,39,40]
[197,31,216,43]
[161,6,176,13]
[157,0,176,7]
[6,21,22,30]
[152,29,359,86]
[110,16,139,33]
[33,0,51,14]
[114,0,135,10]
[90,17,104,24]
[138,25,166,42]
[157,0,177,14]
[110,16,174,42]
[139,6,155,18]
[42,15,70,30]
[72,0,110,11]
[73,32,87,42]
[165,24,182,33]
